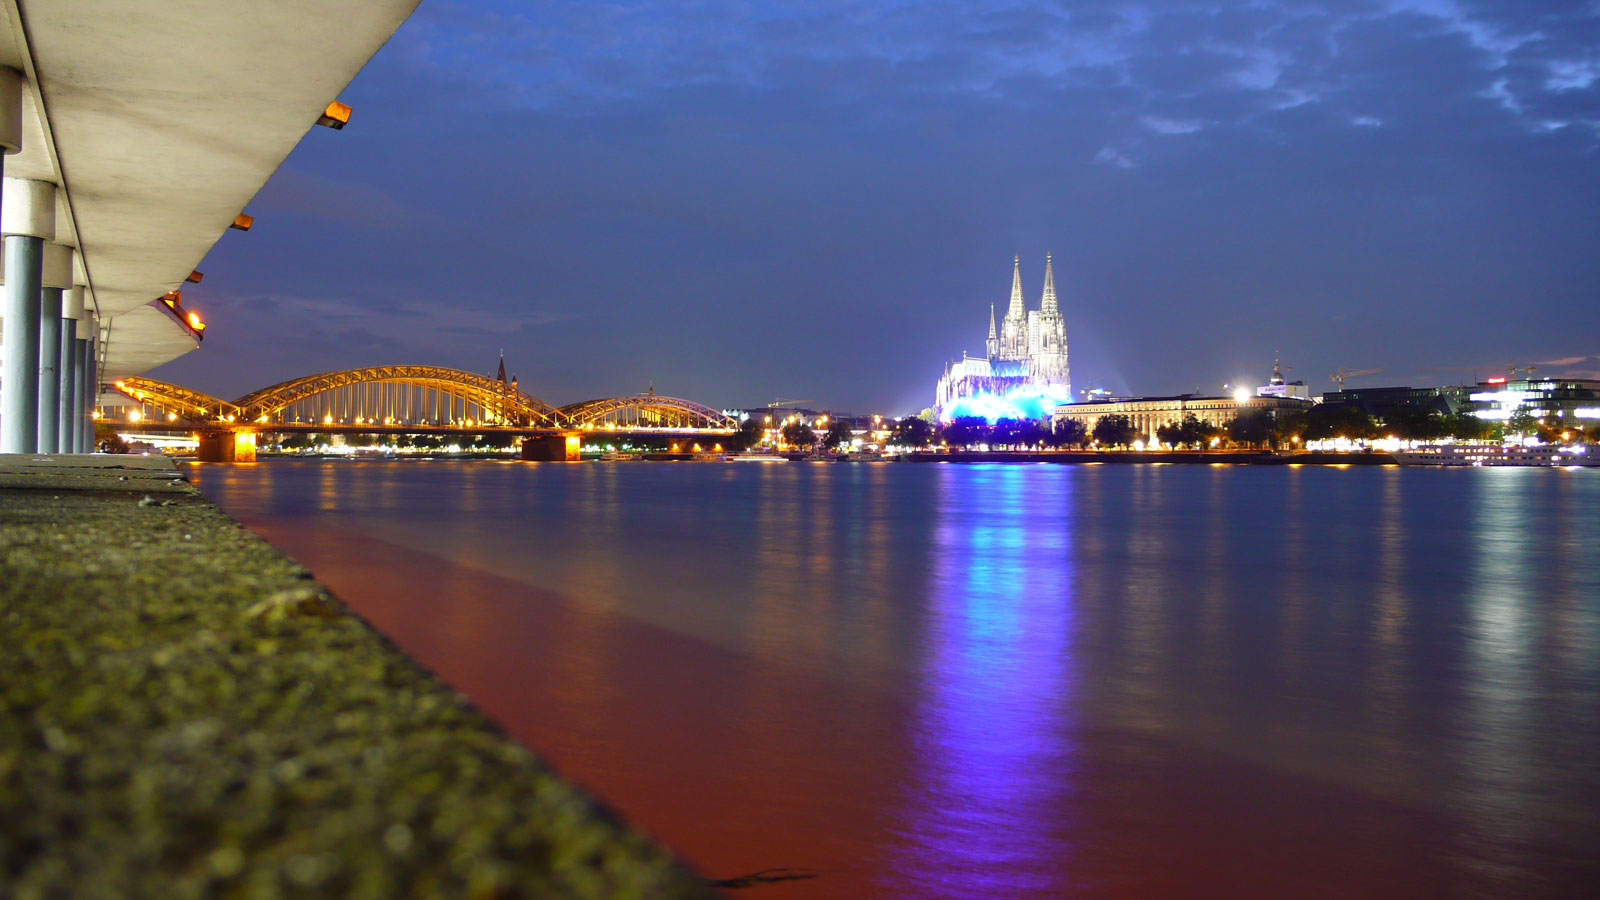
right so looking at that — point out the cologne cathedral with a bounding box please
[934,255,1071,420]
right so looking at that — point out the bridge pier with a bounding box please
[197,430,256,463]
[521,433,581,462]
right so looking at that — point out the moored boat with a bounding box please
[1393,443,1599,467]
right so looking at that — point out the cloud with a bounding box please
[1140,115,1205,134]
[162,0,1600,411]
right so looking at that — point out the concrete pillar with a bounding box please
[197,430,256,463]
[36,244,71,451]
[521,433,581,461]
[59,285,82,452]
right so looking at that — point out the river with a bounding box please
[186,459,1600,899]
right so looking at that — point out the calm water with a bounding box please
[187,459,1600,899]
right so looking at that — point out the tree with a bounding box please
[1227,409,1275,448]
[990,417,1024,448]
[891,416,933,448]
[1505,404,1538,438]
[822,420,854,449]
[1052,417,1089,448]
[1156,420,1183,448]
[732,416,765,450]
[1018,418,1053,448]
[1301,404,1377,442]
[939,416,989,448]
[1442,411,1491,440]
[781,420,817,448]
[1382,406,1445,441]
[1092,414,1137,448]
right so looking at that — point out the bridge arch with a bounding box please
[116,377,240,422]
[231,366,561,427]
[559,395,737,430]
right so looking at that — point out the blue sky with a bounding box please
[153,0,1600,413]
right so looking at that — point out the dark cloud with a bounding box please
[152,0,1600,412]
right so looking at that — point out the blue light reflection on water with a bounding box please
[187,460,1600,899]
[895,465,1078,898]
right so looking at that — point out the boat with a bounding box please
[1393,443,1599,467]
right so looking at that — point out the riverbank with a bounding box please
[0,454,714,899]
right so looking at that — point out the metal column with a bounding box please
[59,323,76,451]
[58,285,83,452]
[36,245,72,451]
[1,233,43,452]
[37,286,60,450]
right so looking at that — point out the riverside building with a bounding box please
[1467,377,1600,421]
[934,255,1071,421]
[1053,394,1313,444]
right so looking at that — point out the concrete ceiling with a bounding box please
[0,0,420,378]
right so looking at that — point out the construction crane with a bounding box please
[766,398,812,409]
[1330,367,1382,390]
[1506,362,1537,380]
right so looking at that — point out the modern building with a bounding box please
[1053,394,1313,444]
[1466,377,1600,422]
[1319,385,1470,417]
[934,255,1070,420]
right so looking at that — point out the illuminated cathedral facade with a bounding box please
[935,255,1072,421]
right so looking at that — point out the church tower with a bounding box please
[999,255,1028,360]
[986,304,1000,359]
[1033,254,1070,392]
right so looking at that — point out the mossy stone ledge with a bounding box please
[0,455,714,900]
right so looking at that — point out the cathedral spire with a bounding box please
[495,349,507,384]
[1041,253,1058,315]
[988,303,997,340]
[1006,255,1025,322]
[986,303,1000,359]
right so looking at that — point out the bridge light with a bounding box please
[324,415,333,425]
[186,311,205,332]
[167,413,177,422]
[128,410,141,422]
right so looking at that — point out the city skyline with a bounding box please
[148,0,1600,413]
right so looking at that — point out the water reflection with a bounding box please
[895,466,1077,898]
[187,460,1600,899]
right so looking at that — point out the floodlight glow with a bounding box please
[941,383,1073,423]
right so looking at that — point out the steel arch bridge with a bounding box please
[559,394,738,430]
[113,367,735,433]
[115,378,238,423]
[230,366,561,426]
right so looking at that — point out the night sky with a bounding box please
[149,0,1600,415]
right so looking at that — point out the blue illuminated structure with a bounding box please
[934,256,1072,421]
[942,383,1074,423]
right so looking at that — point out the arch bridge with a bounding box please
[110,366,736,459]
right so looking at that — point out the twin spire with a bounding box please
[1001,253,1059,323]
[1006,254,1027,323]
[1040,253,1058,315]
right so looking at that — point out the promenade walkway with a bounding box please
[0,454,713,899]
